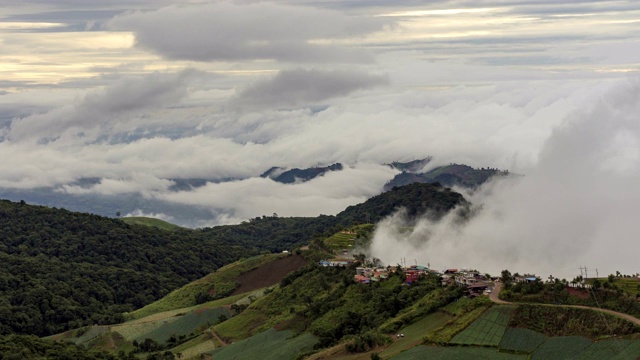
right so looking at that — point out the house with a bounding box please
[354,275,370,284]
[318,260,330,267]
[406,270,420,284]
[467,283,489,293]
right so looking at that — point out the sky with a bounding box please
[1,1,639,275]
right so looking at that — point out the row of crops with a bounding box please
[208,328,317,360]
[390,305,640,360]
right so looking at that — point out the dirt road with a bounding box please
[490,282,640,326]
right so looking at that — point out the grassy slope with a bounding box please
[120,216,183,231]
[127,254,285,320]
[379,312,452,358]
[209,328,318,360]
[323,224,374,250]
[591,277,640,295]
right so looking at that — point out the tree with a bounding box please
[501,269,513,288]
[592,279,602,290]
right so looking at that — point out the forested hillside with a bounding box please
[0,182,468,337]
[384,164,509,191]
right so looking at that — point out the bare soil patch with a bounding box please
[231,255,307,295]
[567,287,590,299]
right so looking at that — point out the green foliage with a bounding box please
[0,334,123,359]
[120,217,183,231]
[337,182,468,225]
[502,280,640,319]
[450,305,514,346]
[424,305,489,344]
[378,285,464,334]
[0,200,256,336]
[441,294,493,316]
[344,330,390,353]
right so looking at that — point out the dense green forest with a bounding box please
[0,335,131,360]
[0,182,467,337]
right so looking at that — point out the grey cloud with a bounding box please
[231,68,388,111]
[369,79,640,279]
[8,70,195,142]
[108,2,389,63]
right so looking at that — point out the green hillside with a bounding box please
[127,253,296,320]
[384,164,509,191]
[121,216,183,231]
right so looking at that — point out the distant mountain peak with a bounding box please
[261,163,343,184]
[386,157,432,173]
[384,163,509,191]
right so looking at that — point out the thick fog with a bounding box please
[369,80,640,279]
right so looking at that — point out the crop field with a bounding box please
[450,305,514,346]
[208,328,317,360]
[570,339,636,360]
[613,278,640,295]
[324,231,356,249]
[71,325,108,346]
[390,345,528,360]
[136,307,231,343]
[127,254,284,319]
[112,316,180,341]
[214,309,267,341]
[530,336,592,360]
[169,334,217,359]
[380,312,453,358]
[498,328,547,353]
[609,339,640,360]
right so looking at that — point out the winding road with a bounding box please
[490,282,640,326]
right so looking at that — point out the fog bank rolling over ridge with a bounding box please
[369,80,640,279]
[0,0,638,272]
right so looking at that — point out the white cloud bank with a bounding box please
[108,2,389,63]
[368,79,640,279]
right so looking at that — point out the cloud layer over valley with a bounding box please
[0,0,639,274]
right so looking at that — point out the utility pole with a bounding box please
[584,266,588,279]
[595,268,599,279]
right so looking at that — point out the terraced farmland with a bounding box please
[324,231,356,249]
[136,307,231,343]
[380,312,453,358]
[451,305,514,346]
[390,345,527,360]
[573,339,637,360]
[498,328,547,353]
[530,336,592,360]
[208,328,317,360]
